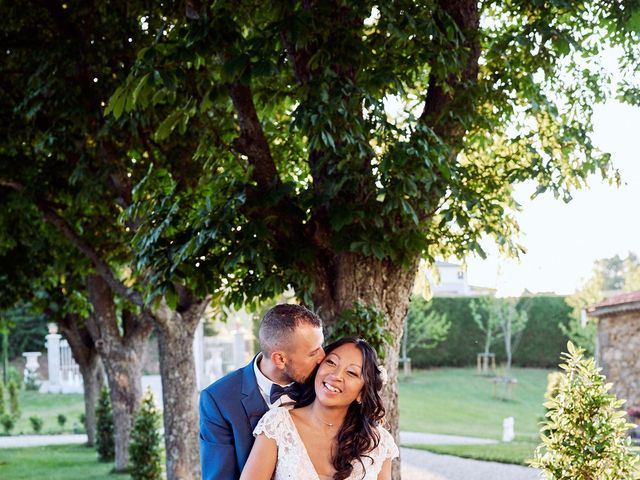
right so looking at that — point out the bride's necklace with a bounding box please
[314,412,336,428]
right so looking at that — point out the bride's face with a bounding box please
[314,343,365,406]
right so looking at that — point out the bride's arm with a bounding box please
[376,458,392,480]
[239,433,277,480]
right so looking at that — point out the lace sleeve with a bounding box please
[377,426,399,460]
[253,407,286,442]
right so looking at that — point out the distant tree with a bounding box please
[405,297,451,355]
[470,296,502,358]
[564,252,640,354]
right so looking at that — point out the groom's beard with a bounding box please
[283,364,308,384]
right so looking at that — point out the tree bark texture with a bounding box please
[86,274,152,471]
[153,293,210,480]
[58,313,105,445]
[311,252,419,480]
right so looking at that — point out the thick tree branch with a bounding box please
[0,177,25,191]
[229,83,280,191]
[40,206,144,308]
[419,0,480,141]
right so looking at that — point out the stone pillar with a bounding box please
[45,323,62,393]
[193,318,205,390]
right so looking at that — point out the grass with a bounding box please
[7,391,86,435]
[397,367,551,464]
[399,367,550,440]
[0,444,131,479]
[408,439,539,466]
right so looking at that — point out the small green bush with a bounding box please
[29,416,44,433]
[24,370,41,391]
[95,387,115,462]
[0,382,5,415]
[129,388,163,480]
[0,414,15,435]
[57,413,67,428]
[7,380,20,418]
[530,341,640,479]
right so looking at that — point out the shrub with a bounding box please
[29,416,43,433]
[24,370,41,391]
[0,414,15,435]
[7,380,20,418]
[57,413,67,428]
[95,387,115,462]
[129,388,163,480]
[0,382,5,415]
[529,341,640,479]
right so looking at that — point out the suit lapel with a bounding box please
[241,357,268,430]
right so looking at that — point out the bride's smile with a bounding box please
[315,344,365,406]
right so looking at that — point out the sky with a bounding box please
[466,100,640,297]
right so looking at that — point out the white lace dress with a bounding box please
[253,407,399,480]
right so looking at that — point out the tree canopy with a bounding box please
[106,1,640,312]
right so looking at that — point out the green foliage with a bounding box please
[405,297,451,353]
[530,342,640,479]
[409,296,571,368]
[129,388,163,480]
[29,415,43,433]
[57,413,67,428]
[95,387,115,462]
[0,382,4,415]
[326,302,393,361]
[0,414,15,434]
[565,252,640,355]
[7,380,20,418]
[470,296,504,356]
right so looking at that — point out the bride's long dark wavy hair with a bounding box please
[296,336,386,480]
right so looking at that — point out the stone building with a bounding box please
[588,290,640,410]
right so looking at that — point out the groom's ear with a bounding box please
[271,351,287,370]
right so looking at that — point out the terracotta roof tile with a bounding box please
[588,290,640,311]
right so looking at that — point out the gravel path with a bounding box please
[0,433,87,448]
[401,448,542,480]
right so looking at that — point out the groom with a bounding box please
[199,303,325,480]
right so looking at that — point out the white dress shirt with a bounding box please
[253,353,297,409]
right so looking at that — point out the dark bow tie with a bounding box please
[269,383,301,404]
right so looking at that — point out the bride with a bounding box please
[240,336,397,480]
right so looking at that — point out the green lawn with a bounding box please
[10,391,86,435]
[0,444,131,479]
[399,367,550,440]
[410,439,539,465]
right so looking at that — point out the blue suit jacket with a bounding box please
[199,358,268,480]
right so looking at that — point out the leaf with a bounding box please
[154,110,184,141]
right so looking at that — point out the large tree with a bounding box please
[110,2,639,476]
[0,1,209,476]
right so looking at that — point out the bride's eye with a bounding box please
[325,358,336,366]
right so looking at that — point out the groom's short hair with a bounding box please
[259,304,322,355]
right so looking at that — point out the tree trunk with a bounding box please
[311,252,419,480]
[153,291,210,480]
[57,313,104,445]
[87,274,152,471]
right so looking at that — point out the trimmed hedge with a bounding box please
[407,295,571,368]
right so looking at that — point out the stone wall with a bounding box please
[597,310,640,409]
